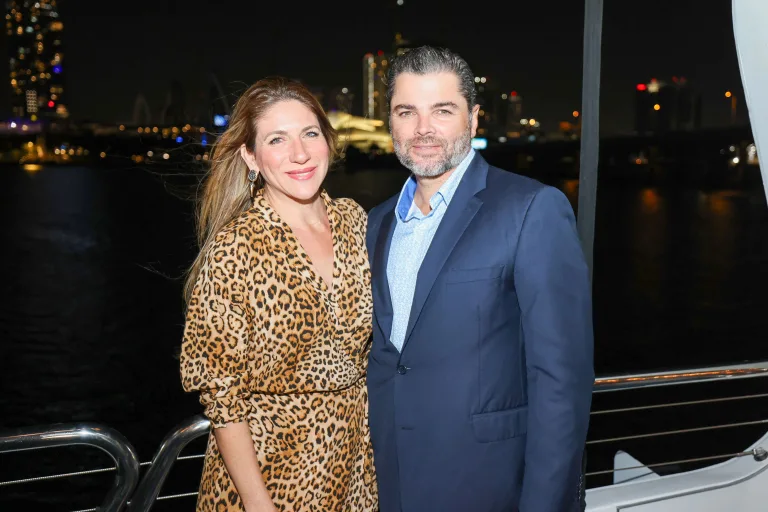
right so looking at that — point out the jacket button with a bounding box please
[397,365,408,375]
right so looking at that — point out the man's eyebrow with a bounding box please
[392,102,460,111]
[431,101,460,109]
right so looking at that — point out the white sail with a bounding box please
[733,0,768,201]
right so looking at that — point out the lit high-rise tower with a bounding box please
[6,0,67,120]
[362,51,390,129]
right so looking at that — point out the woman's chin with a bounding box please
[268,178,325,204]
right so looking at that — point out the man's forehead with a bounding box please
[392,72,466,104]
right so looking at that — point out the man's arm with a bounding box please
[366,206,382,264]
[514,186,594,512]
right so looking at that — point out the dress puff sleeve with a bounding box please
[180,226,255,428]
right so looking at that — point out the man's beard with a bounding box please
[393,125,472,178]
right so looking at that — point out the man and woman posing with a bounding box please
[180,46,594,512]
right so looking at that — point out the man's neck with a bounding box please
[413,166,456,215]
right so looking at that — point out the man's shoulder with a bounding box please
[482,164,577,235]
[483,164,561,208]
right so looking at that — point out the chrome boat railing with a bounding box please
[127,414,210,509]
[594,360,768,392]
[2,360,768,511]
[0,423,140,512]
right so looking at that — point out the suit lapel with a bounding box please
[372,209,396,342]
[400,155,488,353]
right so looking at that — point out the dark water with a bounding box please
[1,161,767,510]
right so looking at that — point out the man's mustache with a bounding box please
[405,137,446,148]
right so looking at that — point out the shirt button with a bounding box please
[397,365,408,375]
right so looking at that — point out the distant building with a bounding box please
[634,77,702,134]
[6,0,67,120]
[503,91,527,140]
[332,87,354,114]
[161,80,188,125]
[475,76,517,140]
[362,51,390,129]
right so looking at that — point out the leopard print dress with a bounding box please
[181,189,377,511]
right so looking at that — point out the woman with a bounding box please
[180,77,377,511]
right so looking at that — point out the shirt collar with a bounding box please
[395,148,476,222]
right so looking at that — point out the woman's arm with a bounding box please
[215,422,276,512]
[181,225,275,510]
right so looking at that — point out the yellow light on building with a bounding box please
[653,104,661,111]
[725,91,732,98]
[572,110,579,117]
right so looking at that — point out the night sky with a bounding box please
[0,0,745,134]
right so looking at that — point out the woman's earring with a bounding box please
[248,169,258,207]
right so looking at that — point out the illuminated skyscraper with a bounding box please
[362,51,390,129]
[634,77,701,134]
[6,0,67,120]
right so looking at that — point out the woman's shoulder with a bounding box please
[209,208,267,254]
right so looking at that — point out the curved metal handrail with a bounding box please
[128,414,210,510]
[594,360,768,392]
[0,423,140,512]
[4,361,768,510]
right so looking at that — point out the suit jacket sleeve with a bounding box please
[514,186,595,512]
[366,209,380,265]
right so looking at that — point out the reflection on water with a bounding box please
[22,163,43,173]
[1,164,767,508]
[640,188,661,214]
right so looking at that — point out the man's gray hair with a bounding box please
[386,46,477,111]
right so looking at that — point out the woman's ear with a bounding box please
[240,144,258,172]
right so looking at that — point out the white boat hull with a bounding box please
[733,0,768,199]
[587,431,768,511]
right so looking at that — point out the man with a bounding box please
[366,46,594,512]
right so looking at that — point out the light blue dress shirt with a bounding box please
[386,149,476,352]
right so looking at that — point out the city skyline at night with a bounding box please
[0,0,747,134]
[5,0,67,121]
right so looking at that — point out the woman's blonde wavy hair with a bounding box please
[184,77,339,303]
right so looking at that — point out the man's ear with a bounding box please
[470,104,480,138]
